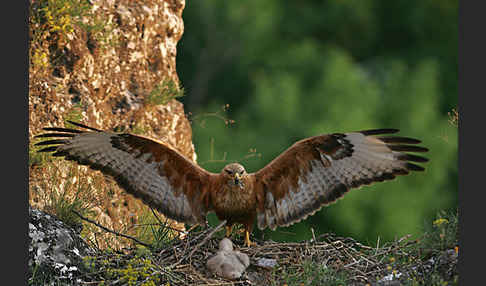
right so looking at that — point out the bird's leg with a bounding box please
[244,223,256,247]
[225,225,233,237]
[244,230,255,247]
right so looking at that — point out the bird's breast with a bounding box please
[211,184,257,222]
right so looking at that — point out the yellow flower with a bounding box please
[433,218,448,226]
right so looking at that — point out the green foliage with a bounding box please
[145,79,184,106]
[30,0,116,43]
[421,209,458,254]
[82,253,165,286]
[29,0,90,70]
[35,0,91,36]
[29,143,52,167]
[273,261,348,286]
[179,0,458,244]
[37,164,99,230]
[406,274,458,286]
[29,264,47,286]
[396,209,459,285]
[29,263,66,286]
[79,13,119,50]
[64,101,85,127]
[133,209,178,252]
[29,0,119,71]
[130,123,148,135]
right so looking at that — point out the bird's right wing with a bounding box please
[35,121,217,225]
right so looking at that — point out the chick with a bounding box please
[206,238,250,280]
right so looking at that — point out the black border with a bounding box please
[458,0,478,285]
[14,0,30,284]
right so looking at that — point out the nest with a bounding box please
[74,217,458,286]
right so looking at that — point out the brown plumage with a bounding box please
[34,121,429,247]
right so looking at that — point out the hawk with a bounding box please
[34,121,428,247]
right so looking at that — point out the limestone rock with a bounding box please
[29,0,191,250]
[29,207,94,284]
[207,238,250,280]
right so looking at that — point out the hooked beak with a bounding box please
[234,173,244,189]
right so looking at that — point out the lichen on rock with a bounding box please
[29,207,94,284]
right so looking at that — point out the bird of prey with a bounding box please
[34,120,428,247]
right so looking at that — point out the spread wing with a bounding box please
[34,121,216,225]
[252,129,429,231]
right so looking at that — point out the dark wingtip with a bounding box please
[377,136,422,145]
[34,139,68,146]
[34,133,76,138]
[406,163,426,171]
[42,127,83,133]
[360,129,400,136]
[398,154,429,163]
[66,120,102,132]
[389,145,429,153]
[37,146,59,153]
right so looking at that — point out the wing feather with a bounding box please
[253,129,428,230]
[34,122,216,225]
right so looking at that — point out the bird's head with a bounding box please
[222,163,246,189]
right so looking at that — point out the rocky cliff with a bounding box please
[29,0,191,250]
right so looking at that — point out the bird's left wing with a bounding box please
[34,121,216,225]
[251,129,429,231]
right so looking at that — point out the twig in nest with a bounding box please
[149,207,186,234]
[187,220,227,259]
[310,227,316,243]
[72,210,151,248]
[172,220,227,268]
[368,235,413,260]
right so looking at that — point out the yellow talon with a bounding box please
[245,230,255,247]
[225,225,233,237]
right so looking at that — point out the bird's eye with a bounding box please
[225,169,232,175]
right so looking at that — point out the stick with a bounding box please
[149,207,186,234]
[72,210,151,248]
[188,220,227,259]
[170,220,227,268]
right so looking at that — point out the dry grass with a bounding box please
[448,108,458,127]
[29,156,186,251]
[75,210,458,286]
